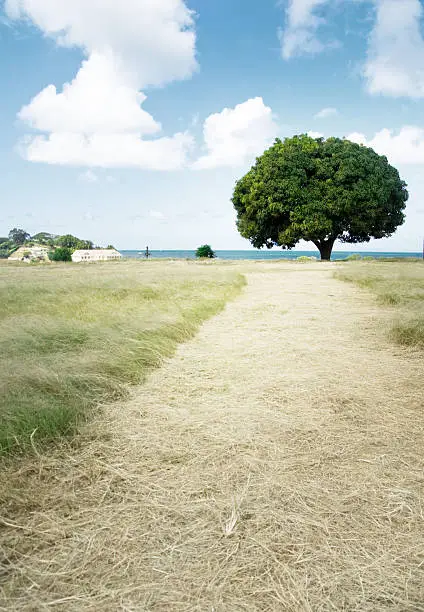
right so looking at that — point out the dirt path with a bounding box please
[2,263,424,611]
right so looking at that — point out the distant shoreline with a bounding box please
[120,250,422,261]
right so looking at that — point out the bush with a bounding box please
[390,318,424,348]
[345,254,362,261]
[196,245,216,259]
[297,256,317,262]
[48,247,72,262]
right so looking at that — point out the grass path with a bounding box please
[2,262,424,610]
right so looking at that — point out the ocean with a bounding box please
[120,250,422,261]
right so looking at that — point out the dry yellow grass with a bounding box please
[0,259,244,454]
[334,260,424,349]
[1,261,424,610]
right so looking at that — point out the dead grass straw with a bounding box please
[1,262,423,610]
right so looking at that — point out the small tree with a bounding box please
[232,135,408,260]
[48,247,72,262]
[9,228,30,245]
[31,232,56,245]
[196,244,216,259]
[55,234,93,250]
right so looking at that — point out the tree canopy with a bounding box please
[8,228,30,245]
[56,234,94,250]
[232,135,409,260]
[31,232,57,246]
[195,244,216,259]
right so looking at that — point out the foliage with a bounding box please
[335,261,424,348]
[345,254,362,261]
[196,244,216,259]
[296,256,317,262]
[232,135,408,260]
[55,234,94,250]
[32,232,57,246]
[106,244,116,250]
[0,261,245,455]
[0,239,12,259]
[8,228,30,245]
[48,247,73,262]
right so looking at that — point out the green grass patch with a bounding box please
[0,260,245,455]
[334,260,424,349]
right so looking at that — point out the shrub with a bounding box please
[345,254,362,261]
[297,256,317,262]
[196,245,216,259]
[48,247,72,262]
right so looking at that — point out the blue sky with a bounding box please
[1,0,424,251]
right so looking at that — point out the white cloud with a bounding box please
[307,131,324,138]
[279,0,333,59]
[18,52,160,135]
[78,170,98,183]
[314,106,338,119]
[280,0,424,100]
[5,0,196,88]
[20,132,194,170]
[6,0,197,169]
[347,126,424,165]
[193,97,277,170]
[364,0,424,98]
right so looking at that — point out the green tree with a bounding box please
[48,247,72,262]
[32,232,56,245]
[232,135,408,260]
[8,228,30,245]
[195,244,216,259]
[55,234,93,251]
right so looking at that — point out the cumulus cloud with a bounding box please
[347,126,424,165]
[364,0,424,98]
[18,53,161,136]
[279,0,333,59]
[193,97,277,170]
[280,0,424,99]
[314,107,338,119]
[307,131,324,139]
[6,0,197,169]
[5,0,196,88]
[20,132,194,170]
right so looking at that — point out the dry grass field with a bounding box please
[1,259,423,611]
[335,260,424,348]
[0,259,245,455]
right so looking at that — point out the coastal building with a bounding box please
[8,245,50,262]
[72,249,122,262]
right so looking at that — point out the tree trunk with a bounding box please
[315,239,335,261]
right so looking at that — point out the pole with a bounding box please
[145,246,150,259]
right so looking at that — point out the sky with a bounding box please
[1,0,424,252]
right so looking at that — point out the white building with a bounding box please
[8,245,50,262]
[72,249,122,262]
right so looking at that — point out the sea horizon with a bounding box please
[120,249,422,261]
